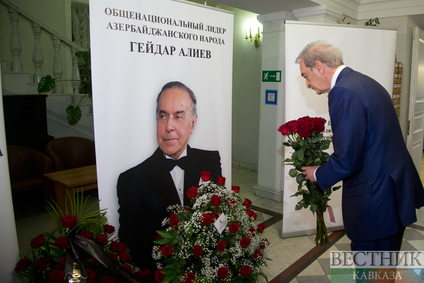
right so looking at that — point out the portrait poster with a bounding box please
[0,73,20,281]
[90,0,233,230]
[283,21,397,237]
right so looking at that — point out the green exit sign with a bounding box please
[262,70,281,82]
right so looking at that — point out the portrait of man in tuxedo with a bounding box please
[117,81,222,272]
[298,41,424,252]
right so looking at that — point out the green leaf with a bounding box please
[310,204,318,212]
[295,203,303,210]
[296,173,306,184]
[75,50,90,65]
[177,211,190,221]
[66,105,82,126]
[289,169,298,178]
[37,75,55,93]
[313,158,322,166]
[294,149,304,161]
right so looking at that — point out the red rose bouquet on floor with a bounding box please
[14,193,150,283]
[152,173,269,283]
[278,116,340,246]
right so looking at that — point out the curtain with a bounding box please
[72,1,90,50]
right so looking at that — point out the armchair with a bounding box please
[7,145,54,201]
[45,137,96,171]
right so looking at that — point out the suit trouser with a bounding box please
[350,229,405,282]
[350,228,405,251]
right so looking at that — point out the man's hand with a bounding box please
[301,166,320,183]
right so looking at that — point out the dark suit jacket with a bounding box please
[117,145,222,271]
[317,67,424,242]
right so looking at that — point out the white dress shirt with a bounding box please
[166,148,187,205]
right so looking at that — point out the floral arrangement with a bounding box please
[278,116,340,246]
[152,172,269,283]
[14,193,151,283]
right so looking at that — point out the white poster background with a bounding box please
[0,68,20,281]
[283,22,397,237]
[90,0,233,230]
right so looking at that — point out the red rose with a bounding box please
[231,186,240,193]
[184,272,196,283]
[217,240,227,251]
[119,251,132,262]
[15,257,30,272]
[49,269,65,283]
[88,256,97,263]
[35,257,49,270]
[243,198,252,207]
[193,245,203,257]
[286,120,299,133]
[240,236,251,248]
[240,265,252,277]
[217,176,226,185]
[257,223,266,233]
[86,267,96,283]
[30,234,45,249]
[252,212,257,220]
[123,264,133,272]
[103,224,115,234]
[144,269,152,278]
[95,234,108,246]
[201,214,212,226]
[58,256,66,270]
[277,124,289,135]
[108,252,118,262]
[260,238,270,249]
[211,195,221,207]
[217,267,229,279]
[200,171,211,181]
[100,276,114,283]
[110,241,127,252]
[297,116,315,138]
[54,236,69,249]
[135,269,146,278]
[187,186,198,199]
[169,214,179,226]
[136,268,152,278]
[161,244,173,257]
[248,228,256,237]
[313,117,326,133]
[79,230,94,240]
[60,215,77,228]
[155,268,166,283]
[246,209,254,217]
[254,249,264,260]
[229,222,239,233]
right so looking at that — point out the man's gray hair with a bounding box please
[156,81,197,120]
[296,41,344,68]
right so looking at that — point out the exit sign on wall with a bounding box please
[262,70,281,82]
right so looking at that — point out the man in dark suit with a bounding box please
[298,41,424,251]
[117,81,222,272]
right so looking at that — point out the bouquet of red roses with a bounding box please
[278,116,340,246]
[152,172,269,283]
[14,193,150,283]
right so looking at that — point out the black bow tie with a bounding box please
[165,156,188,171]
